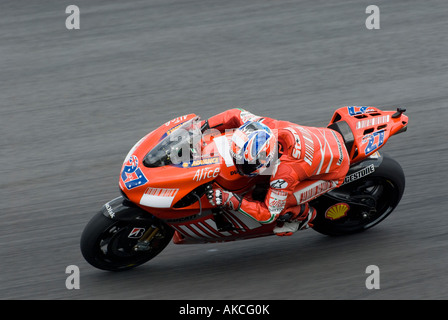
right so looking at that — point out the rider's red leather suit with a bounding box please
[206,108,350,224]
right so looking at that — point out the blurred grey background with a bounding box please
[1,0,447,299]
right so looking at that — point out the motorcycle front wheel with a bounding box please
[80,212,174,271]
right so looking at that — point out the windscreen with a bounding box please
[143,117,202,167]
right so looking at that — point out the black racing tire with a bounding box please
[80,212,174,271]
[311,155,405,236]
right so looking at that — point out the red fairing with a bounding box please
[117,107,406,244]
[328,106,409,163]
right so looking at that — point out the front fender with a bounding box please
[101,196,156,222]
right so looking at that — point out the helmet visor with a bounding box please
[234,159,260,176]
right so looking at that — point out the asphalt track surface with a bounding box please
[1,0,448,301]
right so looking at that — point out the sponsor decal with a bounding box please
[331,130,344,166]
[325,203,350,220]
[347,106,376,116]
[181,156,220,168]
[121,155,148,190]
[139,187,179,208]
[164,214,200,224]
[294,180,338,204]
[356,115,390,129]
[193,167,220,182]
[164,115,188,126]
[343,164,375,185]
[104,203,115,218]
[161,123,185,139]
[285,127,302,159]
[297,126,314,166]
[270,179,288,189]
[128,227,146,238]
[268,190,288,215]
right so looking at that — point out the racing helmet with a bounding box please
[229,121,277,176]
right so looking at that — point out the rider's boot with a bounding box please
[273,203,316,236]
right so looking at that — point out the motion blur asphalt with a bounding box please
[1,0,448,300]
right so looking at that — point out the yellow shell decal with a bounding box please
[325,203,350,220]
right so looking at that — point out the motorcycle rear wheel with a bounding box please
[80,212,174,271]
[311,154,405,236]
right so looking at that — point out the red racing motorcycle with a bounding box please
[80,106,408,271]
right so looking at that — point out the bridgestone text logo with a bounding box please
[343,164,375,185]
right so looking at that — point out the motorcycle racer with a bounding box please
[203,108,350,236]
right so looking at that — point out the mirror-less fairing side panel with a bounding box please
[100,196,156,222]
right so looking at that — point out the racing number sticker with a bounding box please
[363,130,385,154]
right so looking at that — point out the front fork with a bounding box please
[133,226,160,251]
[101,196,166,251]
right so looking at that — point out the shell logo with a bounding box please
[325,203,350,220]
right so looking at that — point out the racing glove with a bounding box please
[207,187,242,211]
